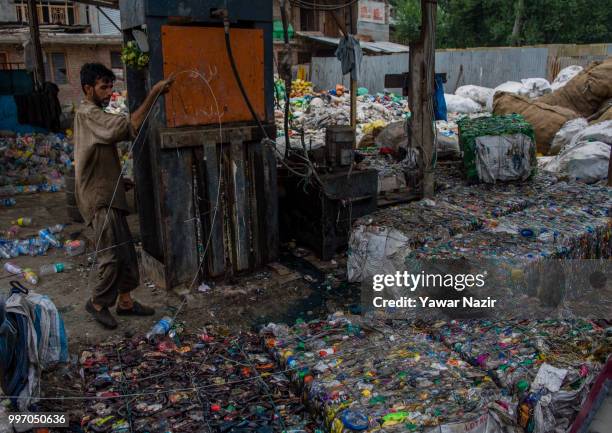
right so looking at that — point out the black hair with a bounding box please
[80,63,115,92]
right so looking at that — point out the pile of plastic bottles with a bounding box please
[0,133,73,197]
[78,325,321,433]
[0,219,85,285]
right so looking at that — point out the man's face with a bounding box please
[84,78,114,107]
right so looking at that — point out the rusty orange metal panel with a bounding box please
[162,25,265,127]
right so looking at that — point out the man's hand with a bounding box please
[152,77,175,95]
[131,77,175,131]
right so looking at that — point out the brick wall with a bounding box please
[0,42,123,107]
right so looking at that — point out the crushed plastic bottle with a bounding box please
[0,245,11,259]
[11,217,32,227]
[0,226,20,240]
[0,198,16,207]
[3,261,21,275]
[48,224,65,234]
[145,316,174,341]
[39,262,74,276]
[38,228,61,248]
[22,268,38,285]
[65,240,86,256]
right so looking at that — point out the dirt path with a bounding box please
[1,191,359,355]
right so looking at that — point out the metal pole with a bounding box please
[421,0,436,198]
[27,0,45,89]
[349,2,356,131]
[608,146,612,186]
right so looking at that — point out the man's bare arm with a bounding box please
[130,78,174,132]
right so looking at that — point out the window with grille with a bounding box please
[46,52,68,84]
[15,3,77,25]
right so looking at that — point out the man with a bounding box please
[74,63,173,329]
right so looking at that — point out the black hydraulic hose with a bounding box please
[223,19,268,139]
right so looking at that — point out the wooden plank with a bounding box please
[247,142,262,268]
[159,123,276,149]
[198,142,226,277]
[137,247,167,289]
[229,140,251,271]
[262,145,279,262]
[160,125,253,149]
[159,149,199,288]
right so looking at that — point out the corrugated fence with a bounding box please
[310,43,612,94]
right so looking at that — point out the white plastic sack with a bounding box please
[567,120,612,150]
[455,85,495,107]
[518,78,552,99]
[549,118,588,155]
[347,225,410,283]
[445,94,483,114]
[544,141,610,183]
[486,82,524,111]
[551,65,584,91]
[531,369,596,433]
[436,130,460,158]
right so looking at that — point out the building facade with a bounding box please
[272,0,390,71]
[0,0,122,107]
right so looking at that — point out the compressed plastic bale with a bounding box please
[444,94,482,114]
[538,58,612,117]
[549,118,588,155]
[544,141,610,183]
[518,78,552,99]
[459,114,537,183]
[262,315,507,433]
[455,85,494,107]
[493,92,579,154]
[551,65,583,91]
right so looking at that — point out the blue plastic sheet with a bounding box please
[434,73,447,121]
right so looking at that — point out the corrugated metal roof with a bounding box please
[97,7,121,35]
[297,32,408,54]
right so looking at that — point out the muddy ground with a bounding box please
[0,191,361,355]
